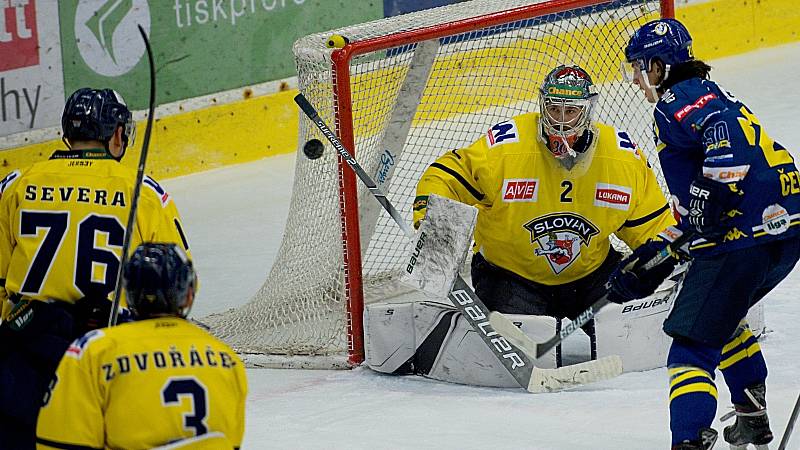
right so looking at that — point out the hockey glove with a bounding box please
[607,239,681,304]
[687,176,744,239]
[73,296,112,336]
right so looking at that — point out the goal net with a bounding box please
[206,0,675,368]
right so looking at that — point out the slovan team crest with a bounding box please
[523,213,600,274]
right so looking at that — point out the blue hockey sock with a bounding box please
[668,340,721,445]
[719,325,767,405]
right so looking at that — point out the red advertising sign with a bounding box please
[0,1,39,71]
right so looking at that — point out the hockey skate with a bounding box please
[672,428,719,450]
[721,384,773,450]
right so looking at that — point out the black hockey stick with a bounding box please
[778,391,800,450]
[293,93,541,388]
[491,230,695,359]
[108,25,155,327]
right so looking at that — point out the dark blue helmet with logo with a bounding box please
[61,87,136,154]
[625,19,693,71]
[123,243,197,319]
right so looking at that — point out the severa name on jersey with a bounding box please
[24,184,126,207]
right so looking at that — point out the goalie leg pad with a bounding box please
[364,300,557,387]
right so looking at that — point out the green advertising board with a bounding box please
[59,0,381,109]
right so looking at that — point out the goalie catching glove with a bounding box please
[607,238,687,304]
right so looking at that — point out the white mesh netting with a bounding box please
[205,0,668,367]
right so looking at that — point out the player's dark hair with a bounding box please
[660,60,712,92]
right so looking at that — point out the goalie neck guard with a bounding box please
[538,65,598,161]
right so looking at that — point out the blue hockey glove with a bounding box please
[607,239,682,304]
[687,176,744,239]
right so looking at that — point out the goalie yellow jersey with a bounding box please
[36,317,247,449]
[415,112,676,286]
[0,149,190,319]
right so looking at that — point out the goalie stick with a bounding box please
[490,231,695,359]
[294,93,622,393]
[108,25,156,327]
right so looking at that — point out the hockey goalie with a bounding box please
[363,65,763,390]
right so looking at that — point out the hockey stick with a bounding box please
[490,231,695,360]
[108,25,155,327]
[294,93,622,392]
[778,391,800,450]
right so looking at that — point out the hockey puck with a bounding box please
[303,139,325,160]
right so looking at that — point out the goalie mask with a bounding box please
[538,65,598,160]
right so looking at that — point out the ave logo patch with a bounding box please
[523,213,599,274]
[486,120,519,148]
[502,179,538,202]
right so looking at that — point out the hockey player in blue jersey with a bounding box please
[608,18,800,450]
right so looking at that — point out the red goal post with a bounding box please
[208,0,676,368]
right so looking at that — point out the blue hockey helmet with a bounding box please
[123,243,197,319]
[624,19,694,75]
[62,87,136,155]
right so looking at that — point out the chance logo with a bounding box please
[0,0,39,71]
[74,0,150,77]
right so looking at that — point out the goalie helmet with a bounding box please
[538,65,598,159]
[624,19,694,84]
[123,243,197,319]
[62,87,136,158]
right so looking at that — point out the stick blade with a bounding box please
[527,355,624,393]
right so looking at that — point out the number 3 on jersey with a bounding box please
[162,377,209,436]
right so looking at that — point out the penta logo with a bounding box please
[74,0,150,77]
[523,213,599,274]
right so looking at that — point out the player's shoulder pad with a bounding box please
[0,169,22,196]
[142,174,172,208]
[64,329,106,360]
[484,117,521,149]
[657,78,726,124]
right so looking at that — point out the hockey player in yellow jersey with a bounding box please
[0,88,191,449]
[414,65,676,354]
[37,243,247,449]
